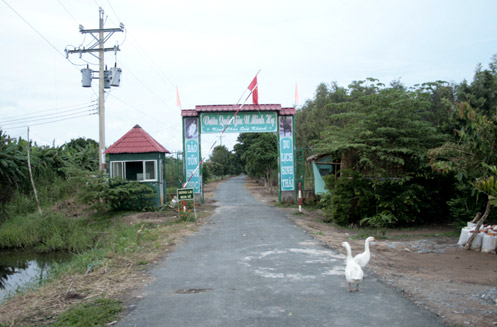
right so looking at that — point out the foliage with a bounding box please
[325,170,375,225]
[234,133,278,187]
[474,164,497,207]
[313,83,446,180]
[0,132,28,204]
[53,298,122,327]
[301,78,456,226]
[457,54,497,119]
[208,145,241,178]
[430,101,497,223]
[360,211,398,232]
[0,131,100,220]
[164,155,183,188]
[0,211,99,252]
[79,172,157,212]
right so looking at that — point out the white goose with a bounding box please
[353,236,376,268]
[342,241,363,292]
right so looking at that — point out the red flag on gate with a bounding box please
[248,76,259,105]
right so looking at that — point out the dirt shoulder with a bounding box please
[244,178,497,327]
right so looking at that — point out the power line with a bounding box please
[103,0,193,109]
[1,0,69,62]
[117,60,172,108]
[0,101,97,122]
[2,111,97,130]
[2,107,97,127]
[56,0,79,25]
[109,93,170,126]
[0,105,97,125]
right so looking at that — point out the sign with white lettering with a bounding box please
[184,117,200,193]
[279,116,294,191]
[177,188,194,200]
[200,112,277,134]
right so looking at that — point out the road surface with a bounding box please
[117,175,444,327]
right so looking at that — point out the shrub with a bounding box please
[79,172,156,212]
[324,170,375,226]
[105,179,156,211]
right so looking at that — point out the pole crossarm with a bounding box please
[80,27,124,34]
[66,46,120,55]
[65,8,124,172]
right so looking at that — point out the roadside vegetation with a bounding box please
[295,55,497,232]
[0,136,202,326]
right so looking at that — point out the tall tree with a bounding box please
[457,55,497,118]
[209,145,233,178]
[430,102,497,239]
[234,133,278,189]
[314,85,445,180]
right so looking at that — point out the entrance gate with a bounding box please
[181,104,297,203]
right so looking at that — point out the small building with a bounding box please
[307,153,340,195]
[104,124,170,206]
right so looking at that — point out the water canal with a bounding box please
[0,251,71,303]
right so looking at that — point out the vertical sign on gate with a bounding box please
[184,117,201,193]
[279,116,295,191]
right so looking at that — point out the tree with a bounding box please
[314,85,445,180]
[457,55,497,118]
[209,145,232,178]
[430,102,497,248]
[0,131,27,204]
[307,81,452,226]
[234,133,278,190]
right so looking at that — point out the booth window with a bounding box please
[110,160,157,181]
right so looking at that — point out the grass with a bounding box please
[52,299,122,327]
[0,208,199,326]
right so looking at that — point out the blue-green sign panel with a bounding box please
[280,136,295,191]
[279,116,294,191]
[201,112,277,134]
[184,117,201,193]
[185,139,200,193]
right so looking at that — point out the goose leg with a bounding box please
[348,282,353,292]
[354,283,360,292]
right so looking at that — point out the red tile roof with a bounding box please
[181,104,291,116]
[104,124,170,154]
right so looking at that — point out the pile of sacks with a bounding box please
[457,222,497,253]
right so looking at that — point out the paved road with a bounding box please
[117,176,445,327]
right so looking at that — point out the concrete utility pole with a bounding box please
[66,8,124,171]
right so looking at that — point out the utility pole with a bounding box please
[65,8,124,171]
[98,9,105,172]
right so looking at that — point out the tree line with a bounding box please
[295,56,497,228]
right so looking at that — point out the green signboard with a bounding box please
[177,188,194,200]
[279,116,295,191]
[201,112,277,134]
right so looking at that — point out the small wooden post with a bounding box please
[27,127,42,214]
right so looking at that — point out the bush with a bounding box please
[324,170,375,226]
[320,168,458,227]
[105,179,156,211]
[79,172,157,212]
[360,210,398,235]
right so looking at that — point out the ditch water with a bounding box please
[0,251,71,304]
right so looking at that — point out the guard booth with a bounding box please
[105,124,170,206]
[181,104,296,203]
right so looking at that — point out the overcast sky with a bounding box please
[1,0,497,157]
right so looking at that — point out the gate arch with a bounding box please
[181,104,296,203]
